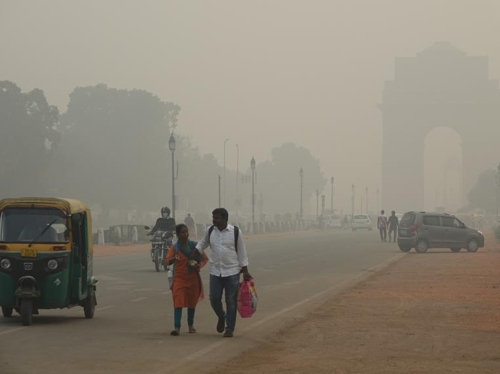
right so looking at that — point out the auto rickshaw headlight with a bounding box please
[0,258,11,270]
[47,259,59,270]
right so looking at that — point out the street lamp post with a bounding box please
[316,189,320,219]
[251,157,256,223]
[331,176,334,213]
[218,175,222,208]
[300,168,304,219]
[236,144,239,215]
[168,134,177,219]
[376,187,380,213]
[351,184,355,218]
[223,138,229,207]
[365,186,368,213]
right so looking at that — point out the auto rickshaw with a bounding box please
[0,197,97,325]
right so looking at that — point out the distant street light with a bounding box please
[168,133,177,219]
[331,176,334,213]
[316,189,320,219]
[223,138,229,207]
[365,186,369,213]
[300,168,304,219]
[376,187,380,213]
[236,144,239,215]
[351,184,355,218]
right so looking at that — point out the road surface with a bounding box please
[0,229,402,374]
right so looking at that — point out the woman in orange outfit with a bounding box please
[165,223,208,336]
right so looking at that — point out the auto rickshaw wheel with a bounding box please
[84,293,96,319]
[20,299,33,326]
[2,306,13,317]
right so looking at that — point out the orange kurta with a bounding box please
[166,245,208,308]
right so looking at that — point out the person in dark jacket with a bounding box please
[150,207,176,234]
[388,211,399,242]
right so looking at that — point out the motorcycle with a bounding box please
[144,227,173,272]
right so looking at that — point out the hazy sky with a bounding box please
[2,0,499,211]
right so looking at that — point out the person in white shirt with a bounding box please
[192,208,252,338]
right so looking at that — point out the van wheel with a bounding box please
[20,299,33,326]
[415,240,428,253]
[84,293,96,319]
[466,239,479,253]
[398,245,411,252]
[450,248,461,253]
[2,306,13,317]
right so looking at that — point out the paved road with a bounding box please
[0,229,403,374]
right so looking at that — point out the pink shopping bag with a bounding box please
[237,279,258,318]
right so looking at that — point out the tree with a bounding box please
[245,143,326,216]
[0,81,60,197]
[467,168,498,214]
[59,84,180,224]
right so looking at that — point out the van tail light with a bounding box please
[52,246,66,251]
[412,224,418,235]
[0,245,7,250]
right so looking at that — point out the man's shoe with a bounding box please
[217,315,225,333]
[223,329,234,338]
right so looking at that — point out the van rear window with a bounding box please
[400,213,416,228]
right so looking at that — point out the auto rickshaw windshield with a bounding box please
[0,207,69,243]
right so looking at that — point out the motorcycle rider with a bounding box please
[150,207,176,234]
[149,207,176,259]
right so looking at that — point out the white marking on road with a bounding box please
[162,253,405,374]
[0,327,26,336]
[161,291,171,295]
[96,305,115,311]
[131,297,148,302]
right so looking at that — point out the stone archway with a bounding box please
[379,42,500,212]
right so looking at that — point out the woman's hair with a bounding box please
[175,223,188,236]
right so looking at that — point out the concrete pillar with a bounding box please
[132,226,139,243]
[97,229,105,245]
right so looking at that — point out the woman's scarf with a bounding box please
[174,240,201,274]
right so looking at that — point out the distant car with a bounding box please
[352,214,373,231]
[323,214,342,229]
[397,211,485,253]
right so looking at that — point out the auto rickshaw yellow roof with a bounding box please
[0,197,90,214]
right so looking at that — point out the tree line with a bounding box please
[0,81,326,226]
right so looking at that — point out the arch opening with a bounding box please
[423,127,463,212]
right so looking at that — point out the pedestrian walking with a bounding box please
[388,211,399,242]
[165,224,208,336]
[184,213,196,238]
[192,208,252,338]
[378,210,388,242]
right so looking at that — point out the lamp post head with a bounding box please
[168,133,176,151]
[300,167,303,177]
[251,156,256,170]
[331,176,334,184]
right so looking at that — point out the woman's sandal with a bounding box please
[188,326,197,333]
[170,329,180,336]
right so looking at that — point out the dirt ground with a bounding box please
[215,231,500,374]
